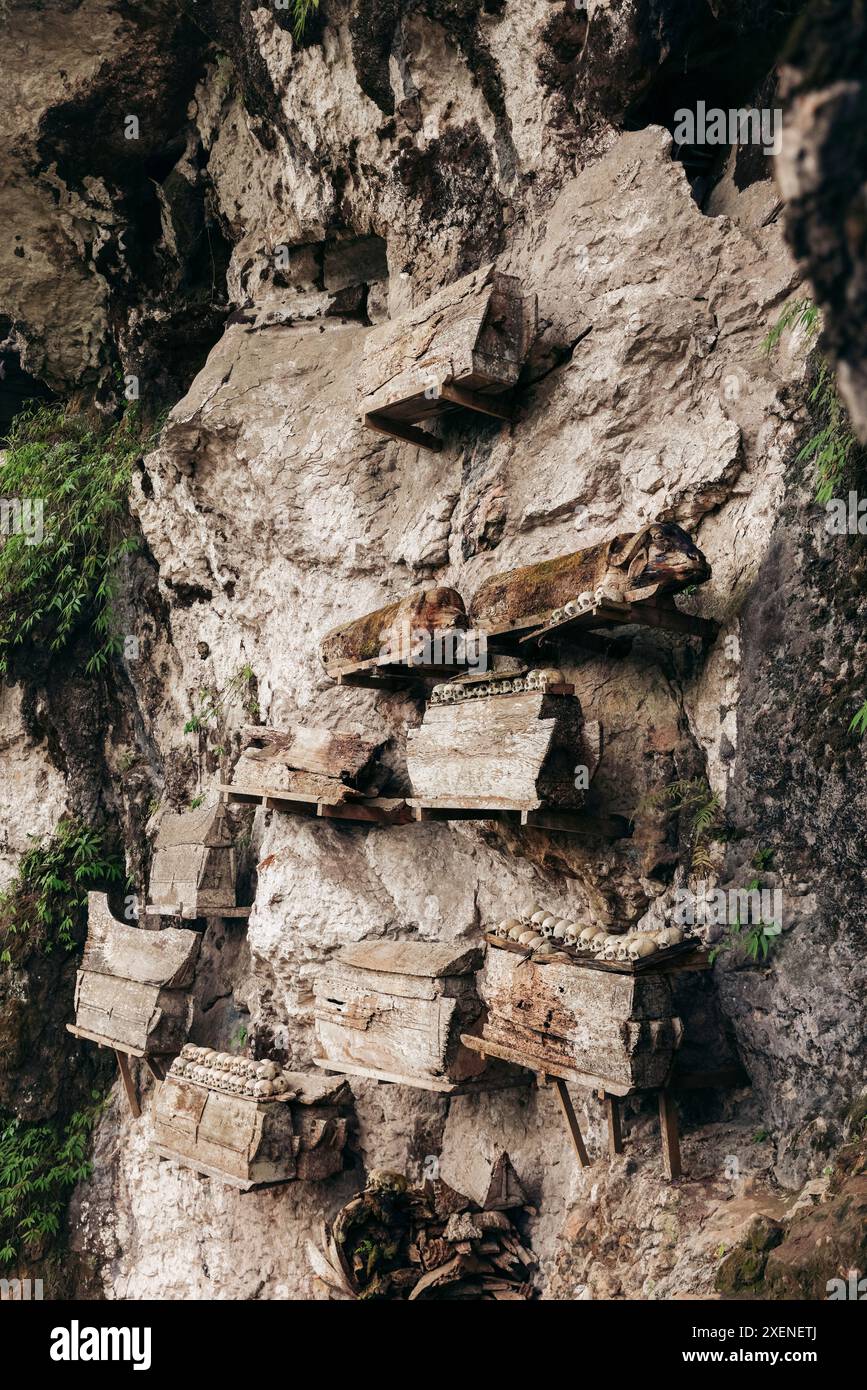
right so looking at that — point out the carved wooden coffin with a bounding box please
[406,687,600,810]
[319,586,469,676]
[470,523,711,633]
[473,948,683,1094]
[313,941,487,1090]
[231,723,386,802]
[147,802,237,918]
[68,893,200,1057]
[152,1062,351,1189]
[358,264,536,448]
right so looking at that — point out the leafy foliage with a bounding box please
[0,404,149,676]
[0,1100,103,1266]
[644,778,724,874]
[763,298,858,503]
[708,878,782,965]
[0,818,124,965]
[184,663,258,734]
[849,701,867,737]
[291,0,319,40]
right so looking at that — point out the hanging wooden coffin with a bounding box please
[146,802,240,919]
[406,685,601,811]
[313,940,488,1091]
[319,586,470,679]
[470,948,683,1095]
[470,522,712,641]
[357,264,537,450]
[152,1060,351,1189]
[67,893,200,1058]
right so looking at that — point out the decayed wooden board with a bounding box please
[358,265,533,417]
[153,1075,348,1187]
[154,803,233,849]
[319,586,468,674]
[148,804,237,917]
[230,760,363,803]
[406,690,589,809]
[239,725,384,783]
[220,783,412,825]
[314,941,486,1086]
[72,970,193,1055]
[475,949,683,1092]
[336,940,482,979]
[82,893,200,988]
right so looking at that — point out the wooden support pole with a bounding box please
[438,382,516,421]
[547,1075,591,1168]
[115,1050,141,1119]
[364,411,444,452]
[144,1057,166,1083]
[658,1088,682,1180]
[605,1093,624,1159]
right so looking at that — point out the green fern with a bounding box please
[644,778,724,875]
[184,663,257,735]
[761,297,820,356]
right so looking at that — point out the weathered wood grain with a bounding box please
[319,586,468,674]
[406,689,591,809]
[475,948,684,1093]
[82,893,200,988]
[239,724,384,783]
[69,893,200,1057]
[152,1073,349,1188]
[148,803,237,918]
[314,940,487,1088]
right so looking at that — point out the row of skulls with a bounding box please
[430,668,564,705]
[493,903,689,961]
[171,1045,297,1100]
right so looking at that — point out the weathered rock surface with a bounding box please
[0,0,865,1302]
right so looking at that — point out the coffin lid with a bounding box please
[154,802,234,850]
[83,893,200,988]
[335,940,482,979]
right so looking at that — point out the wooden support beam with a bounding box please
[144,1057,166,1083]
[438,382,515,421]
[658,1088,682,1180]
[115,1050,141,1119]
[605,1093,624,1159]
[548,1075,592,1168]
[364,411,443,452]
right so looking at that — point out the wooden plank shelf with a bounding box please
[220,783,413,826]
[486,596,718,655]
[482,932,705,974]
[332,656,472,691]
[409,801,631,839]
[311,1056,525,1094]
[141,905,251,920]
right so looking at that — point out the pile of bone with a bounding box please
[170,1045,298,1100]
[548,585,609,625]
[493,908,686,961]
[431,668,564,705]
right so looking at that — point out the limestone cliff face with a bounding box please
[1,0,865,1300]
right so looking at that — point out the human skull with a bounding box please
[550,608,565,624]
[498,680,514,695]
[180,1044,198,1062]
[578,590,594,612]
[655,926,684,948]
[530,910,547,927]
[256,1060,278,1080]
[441,685,456,703]
[628,935,659,961]
[512,677,527,693]
[272,1074,290,1095]
[616,940,631,961]
[602,935,621,959]
[431,685,445,705]
[254,1080,274,1099]
[564,925,579,947]
[578,926,598,947]
[508,924,523,941]
[541,915,557,934]
[540,919,555,938]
